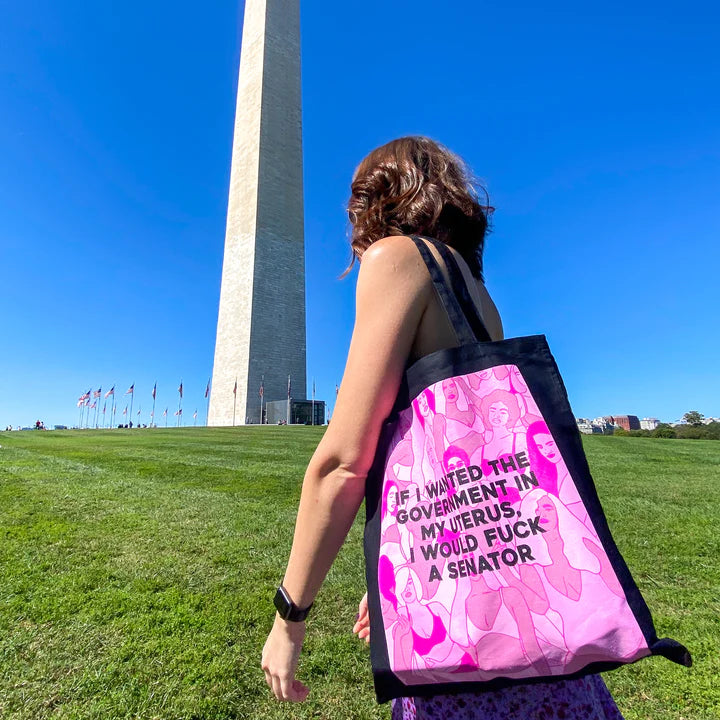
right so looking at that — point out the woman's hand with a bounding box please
[352,592,370,643]
[261,615,310,702]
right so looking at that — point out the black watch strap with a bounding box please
[273,584,313,622]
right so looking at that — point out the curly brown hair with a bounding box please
[346,136,492,279]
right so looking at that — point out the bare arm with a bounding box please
[262,236,431,701]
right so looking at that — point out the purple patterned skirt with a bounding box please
[391,674,624,720]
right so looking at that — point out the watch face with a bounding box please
[274,586,291,619]
[274,585,312,621]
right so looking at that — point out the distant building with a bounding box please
[265,399,325,425]
[593,417,615,434]
[640,418,660,431]
[576,418,604,434]
[605,415,641,431]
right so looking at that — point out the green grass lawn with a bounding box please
[0,429,717,719]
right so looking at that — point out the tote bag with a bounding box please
[363,235,691,703]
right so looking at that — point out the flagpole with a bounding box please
[287,374,291,425]
[78,404,82,429]
[177,381,183,427]
[205,378,211,427]
[129,385,135,428]
[232,377,237,427]
[151,382,157,429]
[194,410,197,427]
[112,390,117,428]
[260,374,264,425]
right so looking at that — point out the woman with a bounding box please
[477,389,527,468]
[412,387,447,481]
[516,490,646,675]
[527,420,590,525]
[261,136,624,718]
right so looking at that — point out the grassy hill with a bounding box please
[0,429,717,719]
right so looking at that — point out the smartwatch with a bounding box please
[273,584,313,622]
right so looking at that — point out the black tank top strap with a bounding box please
[409,236,477,346]
[418,236,492,342]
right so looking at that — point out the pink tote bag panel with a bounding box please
[377,363,649,686]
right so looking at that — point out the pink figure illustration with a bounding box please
[467,366,510,392]
[381,477,421,567]
[379,553,399,619]
[527,421,588,525]
[385,424,415,488]
[381,479,402,543]
[441,377,475,429]
[454,560,552,676]
[412,388,447,481]
[468,388,525,504]
[481,531,572,674]
[390,566,475,679]
[508,365,542,429]
[440,376,487,458]
[518,490,647,673]
[478,389,527,462]
[442,445,470,484]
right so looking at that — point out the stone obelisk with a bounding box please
[209,0,306,426]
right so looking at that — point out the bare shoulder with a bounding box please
[357,235,432,296]
[360,235,425,269]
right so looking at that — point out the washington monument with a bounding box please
[209,0,306,426]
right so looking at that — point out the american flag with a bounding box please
[76,399,84,408]
[178,382,183,398]
[287,375,291,399]
[122,406,127,415]
[193,410,197,419]
[152,383,157,400]
[90,401,97,409]
[312,379,316,399]
[126,384,134,395]
[259,377,264,398]
[233,378,237,396]
[205,379,210,399]
[174,408,183,416]
[93,388,102,399]
[102,402,106,414]
[336,384,339,396]
[79,389,91,402]
[162,408,168,417]
[105,385,115,398]
[137,407,141,416]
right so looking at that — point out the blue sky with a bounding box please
[1,0,718,428]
